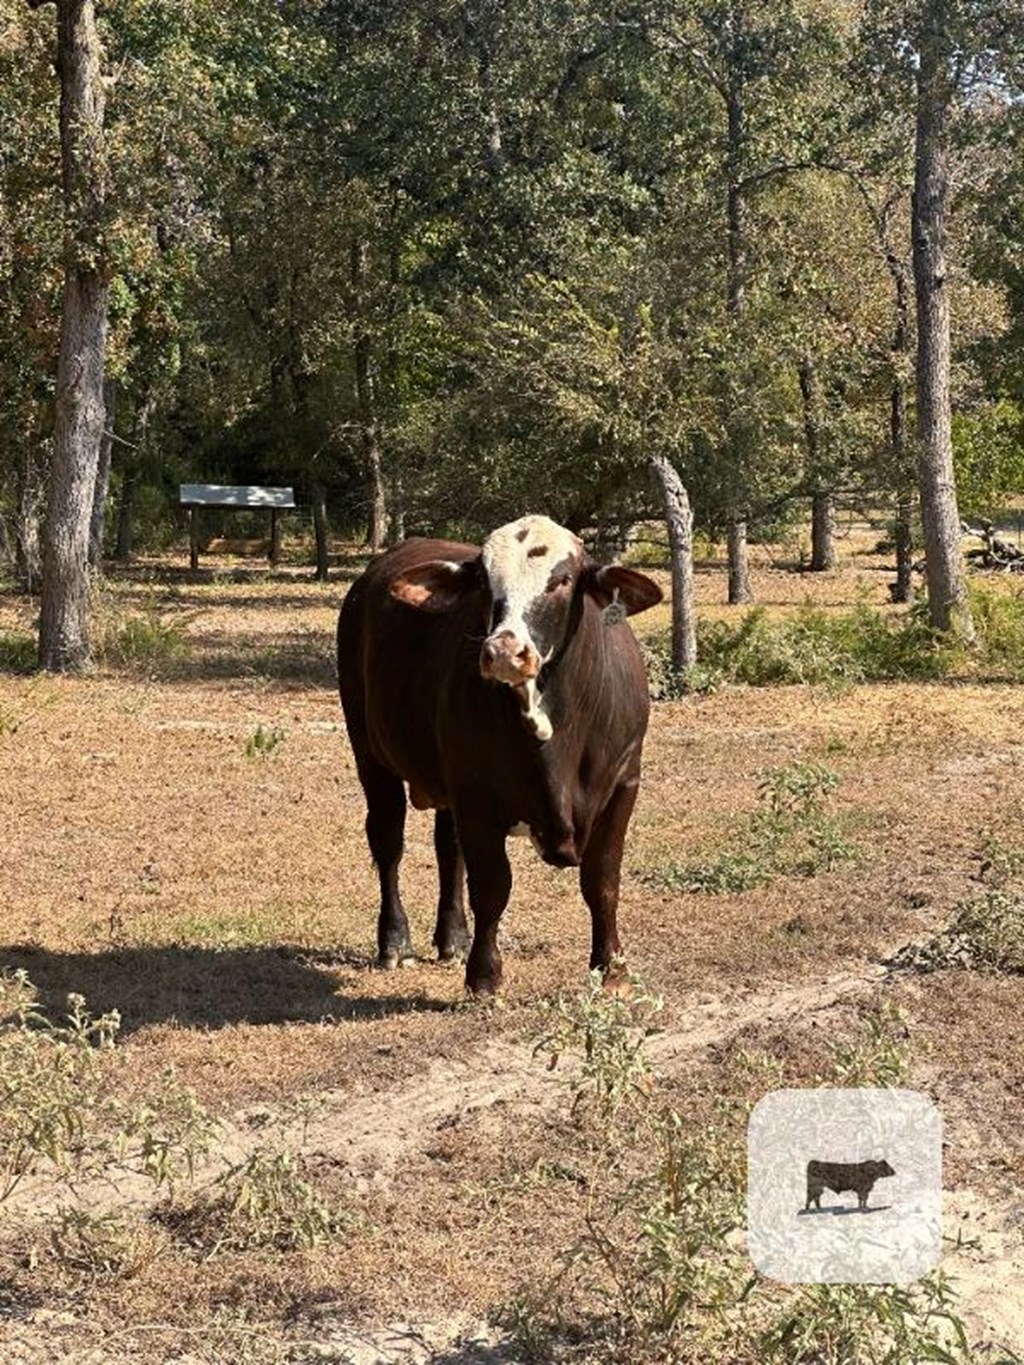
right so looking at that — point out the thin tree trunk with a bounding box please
[311,482,329,581]
[388,476,405,545]
[798,354,836,571]
[650,454,697,673]
[351,239,387,551]
[810,493,836,572]
[13,443,44,593]
[724,70,753,605]
[114,468,136,561]
[35,0,110,670]
[912,1,973,640]
[727,518,751,604]
[890,250,914,603]
[88,376,115,569]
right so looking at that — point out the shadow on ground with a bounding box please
[0,944,454,1033]
[797,1204,891,1216]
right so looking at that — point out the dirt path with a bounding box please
[5,959,1021,1362]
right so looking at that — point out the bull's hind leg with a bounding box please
[433,809,470,962]
[358,758,413,969]
[580,781,639,983]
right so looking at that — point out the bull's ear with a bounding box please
[390,557,481,611]
[582,563,663,617]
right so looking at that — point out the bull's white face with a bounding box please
[388,511,663,743]
[479,515,583,687]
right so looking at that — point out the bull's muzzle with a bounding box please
[480,630,540,684]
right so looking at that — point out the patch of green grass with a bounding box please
[97,605,192,671]
[244,723,286,760]
[641,762,856,895]
[0,631,36,673]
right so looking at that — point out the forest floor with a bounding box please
[0,526,1022,1362]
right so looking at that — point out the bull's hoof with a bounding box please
[378,944,414,971]
[599,960,631,997]
[435,927,472,964]
[465,972,502,997]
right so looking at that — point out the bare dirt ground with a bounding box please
[1,530,1023,1362]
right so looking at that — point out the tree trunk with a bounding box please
[650,454,697,673]
[724,70,753,606]
[890,252,914,603]
[36,0,110,670]
[388,477,405,545]
[894,495,915,604]
[912,1,973,640]
[114,468,136,561]
[88,376,115,569]
[727,518,751,604]
[810,493,836,572]
[311,482,329,581]
[352,239,387,551]
[798,354,836,571]
[13,443,44,593]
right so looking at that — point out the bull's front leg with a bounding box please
[579,780,639,984]
[455,806,512,995]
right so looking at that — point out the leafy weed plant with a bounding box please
[503,981,977,1364]
[643,762,856,895]
[172,1147,344,1254]
[244,723,286,760]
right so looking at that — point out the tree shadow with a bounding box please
[0,944,453,1034]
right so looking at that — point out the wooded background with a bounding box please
[1,0,1022,668]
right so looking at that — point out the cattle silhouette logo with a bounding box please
[747,1089,942,1283]
[804,1157,895,1212]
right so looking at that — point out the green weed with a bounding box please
[97,605,192,671]
[643,762,856,895]
[0,632,35,673]
[0,971,213,1206]
[173,1147,344,1254]
[504,979,977,1364]
[244,723,286,760]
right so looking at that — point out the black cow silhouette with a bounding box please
[805,1158,895,1211]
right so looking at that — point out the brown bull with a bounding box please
[337,514,662,994]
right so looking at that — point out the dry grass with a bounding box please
[1,532,1023,1361]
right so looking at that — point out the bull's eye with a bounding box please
[489,596,507,631]
[547,573,572,593]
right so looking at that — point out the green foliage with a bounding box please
[96,604,192,671]
[825,1002,911,1087]
[696,603,944,687]
[947,892,1024,974]
[895,839,1024,975]
[0,633,35,673]
[953,402,1024,521]
[758,1274,973,1365]
[0,971,213,1206]
[644,762,856,895]
[505,978,975,1364]
[180,1147,344,1254]
[534,970,663,1126]
[244,723,286,760]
